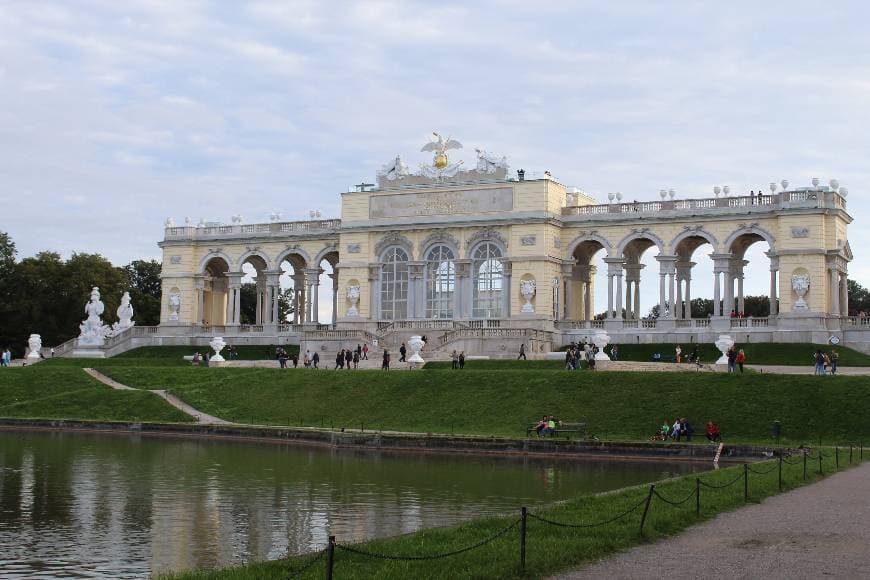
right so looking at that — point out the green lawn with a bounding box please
[41,344,298,367]
[162,451,864,579]
[98,367,870,446]
[0,366,193,422]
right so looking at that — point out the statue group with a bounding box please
[77,287,135,347]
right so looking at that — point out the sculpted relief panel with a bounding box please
[369,187,514,219]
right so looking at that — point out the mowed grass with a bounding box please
[41,344,297,367]
[162,450,865,580]
[0,366,193,422]
[98,367,870,445]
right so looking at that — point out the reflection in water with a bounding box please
[0,430,709,578]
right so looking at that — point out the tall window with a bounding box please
[425,245,455,318]
[472,242,503,318]
[380,247,409,320]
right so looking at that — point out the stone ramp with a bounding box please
[83,368,229,424]
[551,461,870,579]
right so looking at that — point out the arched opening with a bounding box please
[279,253,308,324]
[316,251,339,325]
[425,245,456,319]
[472,242,503,319]
[569,240,607,321]
[239,255,269,325]
[201,257,229,326]
[380,247,410,320]
[622,237,661,319]
[727,233,774,317]
[673,235,716,319]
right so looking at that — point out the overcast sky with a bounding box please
[1,1,868,318]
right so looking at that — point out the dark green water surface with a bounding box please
[0,430,709,578]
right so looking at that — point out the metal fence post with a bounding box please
[836,447,839,469]
[520,507,527,572]
[778,456,783,492]
[803,452,807,480]
[326,535,335,580]
[639,485,655,536]
[695,478,701,517]
[743,464,749,502]
[818,450,823,475]
[850,445,853,465]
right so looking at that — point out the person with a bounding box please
[399,342,407,362]
[335,350,344,370]
[652,352,662,362]
[675,345,682,363]
[458,351,466,369]
[565,347,574,370]
[303,350,311,368]
[356,344,362,359]
[451,350,459,370]
[610,344,619,361]
[352,349,359,369]
[518,343,526,360]
[736,349,746,373]
[574,348,583,370]
[813,349,825,375]
[690,345,699,364]
[382,349,390,370]
[544,416,557,436]
[291,353,299,368]
[50,347,55,358]
[362,343,369,360]
[278,351,286,368]
[345,348,352,370]
[312,351,319,369]
[829,349,838,375]
[727,347,737,373]
[706,421,721,442]
[192,352,200,366]
[672,418,682,442]
[535,415,548,436]
[681,418,693,442]
[586,347,596,370]
[659,420,670,440]
[203,352,210,367]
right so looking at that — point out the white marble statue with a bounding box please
[715,334,735,364]
[791,274,810,310]
[164,217,176,227]
[78,287,110,346]
[209,336,226,362]
[407,335,425,366]
[109,291,135,335]
[168,293,181,321]
[26,334,42,361]
[346,285,360,317]
[520,279,536,314]
[475,148,509,174]
[376,155,411,182]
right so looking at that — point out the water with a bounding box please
[0,430,708,578]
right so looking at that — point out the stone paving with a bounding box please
[551,461,870,580]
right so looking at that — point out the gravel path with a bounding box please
[747,364,870,375]
[551,461,870,580]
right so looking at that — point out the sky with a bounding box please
[1,1,868,320]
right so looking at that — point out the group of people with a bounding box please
[563,341,600,370]
[0,348,14,366]
[533,415,561,436]
[725,347,747,372]
[813,349,839,375]
[656,419,721,443]
[334,348,360,369]
[190,351,210,366]
[450,350,466,369]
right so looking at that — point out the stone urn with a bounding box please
[715,334,734,364]
[26,334,42,361]
[407,335,425,365]
[520,279,536,314]
[346,285,360,317]
[791,274,810,311]
[592,331,611,361]
[209,336,227,362]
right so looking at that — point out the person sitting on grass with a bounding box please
[706,420,721,442]
[535,415,548,436]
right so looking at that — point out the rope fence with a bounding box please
[288,444,863,578]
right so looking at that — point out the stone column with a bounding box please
[305,269,321,324]
[667,272,675,317]
[194,276,205,325]
[454,260,471,319]
[830,267,840,316]
[675,277,683,319]
[226,272,244,325]
[264,270,280,325]
[633,280,641,320]
[840,272,849,316]
[767,252,778,317]
[329,272,338,325]
[293,273,305,324]
[615,271,624,320]
[502,261,512,318]
[711,254,733,317]
[737,275,745,314]
[607,273,614,318]
[408,261,425,319]
[685,277,692,318]
[561,263,575,320]
[368,264,381,321]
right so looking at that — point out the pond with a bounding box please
[0,430,709,578]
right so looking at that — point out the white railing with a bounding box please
[623,320,639,328]
[844,316,870,327]
[730,317,770,328]
[641,319,657,329]
[239,324,264,333]
[165,219,341,240]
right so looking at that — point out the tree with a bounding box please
[848,280,870,315]
[123,260,162,326]
[239,283,258,324]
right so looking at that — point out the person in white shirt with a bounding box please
[672,419,683,441]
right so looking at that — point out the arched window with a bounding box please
[380,247,409,320]
[472,242,503,318]
[425,245,455,318]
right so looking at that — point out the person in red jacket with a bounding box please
[736,349,746,373]
[706,421,721,442]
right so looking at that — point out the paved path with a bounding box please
[551,461,870,580]
[83,368,229,425]
[748,364,870,375]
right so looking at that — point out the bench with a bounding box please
[526,421,588,439]
[652,355,676,363]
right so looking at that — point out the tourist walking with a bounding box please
[459,351,465,369]
[675,345,682,363]
[382,349,390,370]
[726,347,737,373]
[352,350,359,369]
[518,343,526,360]
[813,349,825,375]
[345,349,352,369]
[312,351,319,368]
[451,350,459,369]
[362,343,369,360]
[335,350,344,370]
[399,342,407,362]
[304,350,311,368]
[736,349,746,373]
[829,350,838,375]
[565,348,574,370]
[610,344,619,361]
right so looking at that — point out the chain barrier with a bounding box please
[336,519,520,561]
[527,496,647,528]
[781,455,803,465]
[285,548,326,579]
[699,473,743,489]
[652,487,697,507]
[746,461,778,475]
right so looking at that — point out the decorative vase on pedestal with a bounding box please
[346,285,360,317]
[209,336,227,362]
[791,274,810,311]
[715,334,734,364]
[407,335,425,365]
[520,279,536,314]
[592,331,611,360]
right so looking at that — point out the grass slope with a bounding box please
[99,367,870,445]
[0,366,193,423]
[42,344,297,367]
[162,452,865,579]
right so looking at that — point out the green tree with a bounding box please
[123,259,162,326]
[847,280,870,315]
